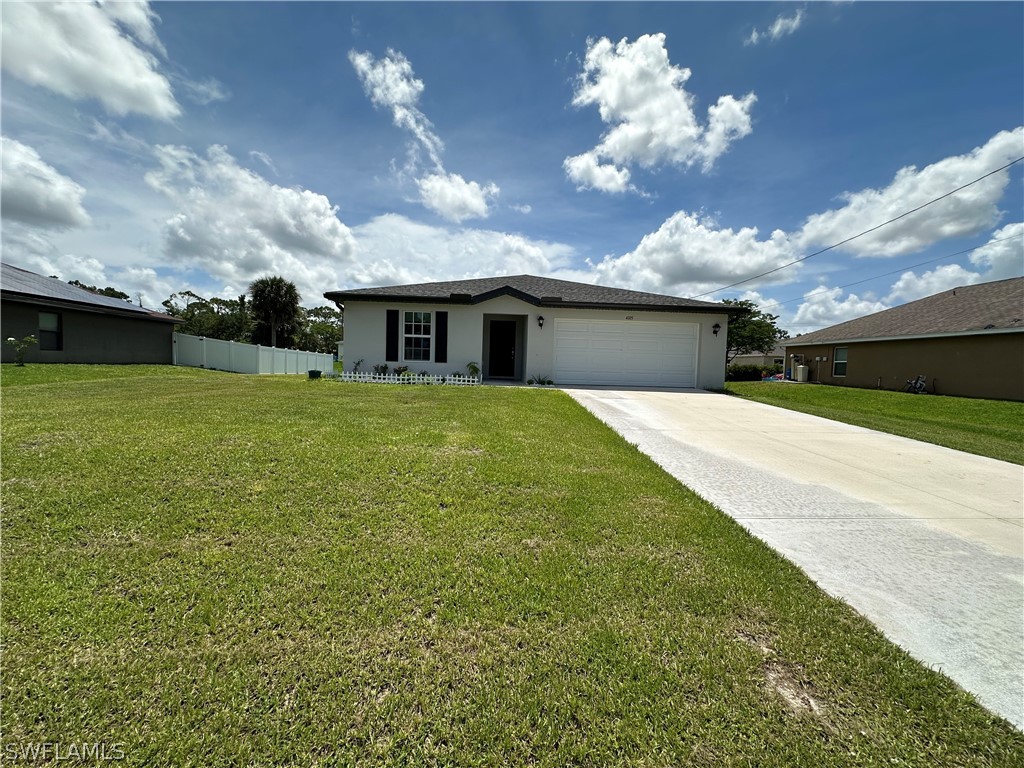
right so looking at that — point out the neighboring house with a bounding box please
[730,345,786,369]
[1,263,182,364]
[325,275,740,388]
[784,277,1024,401]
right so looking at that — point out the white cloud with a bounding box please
[701,93,758,172]
[349,47,499,221]
[511,204,532,215]
[883,223,1023,303]
[885,264,982,304]
[1,136,91,228]
[177,76,231,106]
[417,173,499,223]
[563,151,631,194]
[88,119,151,157]
[969,222,1024,281]
[348,48,443,170]
[1,1,180,120]
[347,213,576,287]
[582,129,1022,305]
[565,34,756,192]
[589,211,795,295]
[746,9,806,46]
[144,144,356,301]
[249,150,278,175]
[791,286,889,330]
[796,127,1024,257]
[792,224,1023,329]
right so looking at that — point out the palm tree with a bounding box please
[248,276,301,348]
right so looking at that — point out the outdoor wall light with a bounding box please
[712,323,721,336]
[537,315,545,328]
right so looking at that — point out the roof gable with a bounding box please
[325,274,738,314]
[787,277,1024,345]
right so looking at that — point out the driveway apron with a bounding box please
[563,387,1024,728]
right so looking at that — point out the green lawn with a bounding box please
[726,382,1024,465]
[2,366,1021,766]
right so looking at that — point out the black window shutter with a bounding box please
[385,309,399,362]
[435,311,448,364]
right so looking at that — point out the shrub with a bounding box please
[726,364,765,382]
[4,335,37,367]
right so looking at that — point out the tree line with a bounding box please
[71,275,342,353]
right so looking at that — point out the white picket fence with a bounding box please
[173,333,333,375]
[328,371,479,386]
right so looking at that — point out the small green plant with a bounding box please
[372,363,389,376]
[5,335,38,366]
[527,374,553,386]
[466,361,480,378]
[352,358,364,374]
[393,365,410,376]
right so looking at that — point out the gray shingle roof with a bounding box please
[325,274,738,313]
[787,277,1024,345]
[1,262,180,323]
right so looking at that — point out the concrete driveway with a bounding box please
[564,387,1024,728]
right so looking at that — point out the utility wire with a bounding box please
[688,156,1024,299]
[752,233,1023,314]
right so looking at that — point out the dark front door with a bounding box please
[488,320,517,378]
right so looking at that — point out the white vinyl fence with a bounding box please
[173,333,333,375]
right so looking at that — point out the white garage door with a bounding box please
[553,318,698,387]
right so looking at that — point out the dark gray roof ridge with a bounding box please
[325,273,740,313]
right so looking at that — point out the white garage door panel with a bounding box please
[554,319,698,386]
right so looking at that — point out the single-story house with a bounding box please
[730,345,786,369]
[784,276,1024,401]
[1,262,182,364]
[324,275,740,388]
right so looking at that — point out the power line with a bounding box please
[688,155,1024,299]
[752,233,1022,313]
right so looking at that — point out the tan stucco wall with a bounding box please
[1,300,176,364]
[343,297,730,389]
[785,333,1024,400]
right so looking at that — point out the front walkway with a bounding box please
[563,387,1024,728]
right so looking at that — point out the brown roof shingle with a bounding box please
[787,277,1024,345]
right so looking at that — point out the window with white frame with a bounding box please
[403,311,432,361]
[832,347,848,377]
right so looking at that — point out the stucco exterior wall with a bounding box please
[785,332,1024,401]
[342,297,730,389]
[1,300,176,364]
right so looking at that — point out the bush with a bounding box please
[726,364,765,382]
[726,364,784,381]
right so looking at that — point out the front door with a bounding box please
[488,320,517,378]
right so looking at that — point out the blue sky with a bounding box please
[2,1,1021,333]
